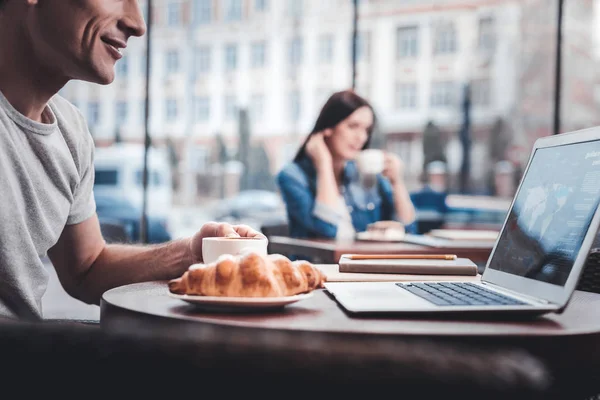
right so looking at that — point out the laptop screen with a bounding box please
[488,139,600,286]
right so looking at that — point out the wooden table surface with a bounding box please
[267,236,494,264]
[100,280,600,397]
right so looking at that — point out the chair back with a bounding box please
[261,222,289,239]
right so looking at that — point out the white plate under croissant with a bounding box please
[167,252,326,310]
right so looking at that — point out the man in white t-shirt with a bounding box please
[0,0,264,320]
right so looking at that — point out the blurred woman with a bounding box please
[276,90,416,240]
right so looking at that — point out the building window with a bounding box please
[318,34,334,64]
[471,79,491,107]
[88,102,100,126]
[315,88,331,108]
[396,26,418,58]
[288,91,301,121]
[434,23,457,54]
[255,0,268,11]
[353,31,371,62]
[224,96,237,120]
[430,81,455,107]
[166,99,178,121]
[194,46,211,75]
[224,0,242,21]
[116,101,128,124]
[478,17,495,51]
[287,0,302,17]
[167,1,180,26]
[193,0,212,25]
[251,41,267,68]
[116,56,128,78]
[189,145,210,172]
[225,44,238,71]
[194,96,210,121]
[249,94,264,123]
[395,83,418,109]
[288,37,303,66]
[166,50,179,74]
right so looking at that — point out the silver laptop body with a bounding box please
[325,127,600,316]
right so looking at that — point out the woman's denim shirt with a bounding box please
[276,156,417,239]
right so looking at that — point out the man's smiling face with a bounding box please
[23,0,146,84]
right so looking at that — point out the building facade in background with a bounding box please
[60,0,598,201]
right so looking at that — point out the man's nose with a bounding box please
[119,0,147,38]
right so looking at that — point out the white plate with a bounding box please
[168,291,314,312]
[356,231,406,242]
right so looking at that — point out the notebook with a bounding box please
[338,255,478,276]
[427,229,499,241]
[325,127,600,317]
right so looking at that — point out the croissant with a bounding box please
[168,251,327,297]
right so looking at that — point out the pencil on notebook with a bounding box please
[346,254,457,260]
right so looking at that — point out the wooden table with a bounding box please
[268,236,494,265]
[100,280,600,398]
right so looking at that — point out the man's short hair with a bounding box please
[0,0,5,10]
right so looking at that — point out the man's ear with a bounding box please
[323,128,333,137]
[26,0,39,5]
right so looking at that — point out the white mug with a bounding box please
[202,236,269,264]
[356,149,385,175]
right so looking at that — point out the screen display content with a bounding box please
[488,140,600,286]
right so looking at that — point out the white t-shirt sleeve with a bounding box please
[66,127,96,225]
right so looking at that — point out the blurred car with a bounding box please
[94,192,172,244]
[212,190,288,230]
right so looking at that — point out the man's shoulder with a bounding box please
[50,94,86,122]
[50,95,91,141]
[49,95,94,171]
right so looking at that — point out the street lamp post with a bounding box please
[140,0,153,244]
[351,0,358,90]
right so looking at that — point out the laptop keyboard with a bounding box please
[396,282,529,307]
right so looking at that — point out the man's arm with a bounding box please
[47,214,193,305]
[47,215,262,305]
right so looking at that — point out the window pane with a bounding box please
[225,44,238,71]
[396,26,418,58]
[95,169,118,186]
[251,41,267,68]
[288,37,303,66]
[318,34,334,64]
[224,0,242,21]
[194,0,212,25]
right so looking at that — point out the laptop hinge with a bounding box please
[481,281,552,305]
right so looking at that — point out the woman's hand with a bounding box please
[382,152,406,186]
[305,131,333,170]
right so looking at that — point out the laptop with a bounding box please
[324,127,600,316]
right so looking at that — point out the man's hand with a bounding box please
[189,222,266,264]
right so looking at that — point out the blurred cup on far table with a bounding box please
[356,149,384,188]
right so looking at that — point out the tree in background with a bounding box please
[369,120,385,150]
[245,144,277,192]
[422,121,446,183]
[165,137,179,191]
[458,83,471,194]
[236,108,276,192]
[486,117,511,195]
[214,131,229,165]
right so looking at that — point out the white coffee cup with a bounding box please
[356,149,385,175]
[202,236,269,264]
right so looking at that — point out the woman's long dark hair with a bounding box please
[293,89,377,162]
